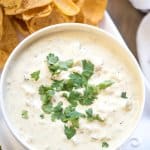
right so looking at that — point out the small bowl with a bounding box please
[0,23,145,149]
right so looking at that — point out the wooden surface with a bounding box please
[107,0,145,58]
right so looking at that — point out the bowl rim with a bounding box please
[0,23,145,149]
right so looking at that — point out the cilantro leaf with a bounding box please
[86,108,104,122]
[69,72,87,88]
[41,90,55,104]
[40,95,50,105]
[47,53,73,75]
[61,106,85,128]
[93,114,104,122]
[21,110,28,119]
[64,125,76,139]
[39,85,55,104]
[39,85,51,95]
[63,106,84,121]
[51,102,63,121]
[62,80,74,91]
[102,141,109,148]
[42,103,53,114]
[47,53,59,65]
[64,91,81,106]
[71,119,79,128]
[51,80,64,91]
[40,114,45,119]
[48,64,60,75]
[31,70,40,81]
[82,60,94,80]
[79,86,97,105]
[97,80,114,90]
[69,72,83,88]
[121,92,128,99]
[58,59,73,70]
[86,108,93,119]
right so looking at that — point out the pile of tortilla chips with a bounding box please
[0,0,107,69]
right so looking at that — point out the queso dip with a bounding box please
[4,29,143,150]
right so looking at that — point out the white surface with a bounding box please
[129,0,150,12]
[137,12,150,90]
[0,12,148,150]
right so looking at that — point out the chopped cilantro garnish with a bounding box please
[64,91,81,106]
[86,108,104,122]
[86,108,93,119]
[62,106,85,133]
[47,53,73,75]
[51,80,64,91]
[97,80,114,91]
[42,103,53,114]
[39,85,51,95]
[48,64,60,74]
[79,86,97,105]
[102,141,109,148]
[31,70,40,81]
[121,92,128,99]
[40,114,45,119]
[47,53,59,65]
[93,114,104,122]
[69,72,87,88]
[40,94,50,105]
[62,80,74,91]
[39,85,55,104]
[33,53,115,141]
[21,110,28,119]
[64,125,76,139]
[82,60,94,80]
[51,102,63,121]
[58,60,73,70]
[61,106,85,127]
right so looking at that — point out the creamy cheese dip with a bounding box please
[4,29,143,150]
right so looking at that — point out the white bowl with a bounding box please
[0,23,145,150]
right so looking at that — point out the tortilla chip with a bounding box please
[0,16,19,53]
[0,7,3,40]
[12,17,29,36]
[0,49,9,69]
[22,4,52,21]
[0,0,22,9]
[26,8,70,33]
[53,0,80,16]
[4,0,52,15]
[75,11,84,23]
[81,0,107,25]
[15,14,23,19]
[68,16,76,22]
[73,0,84,8]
